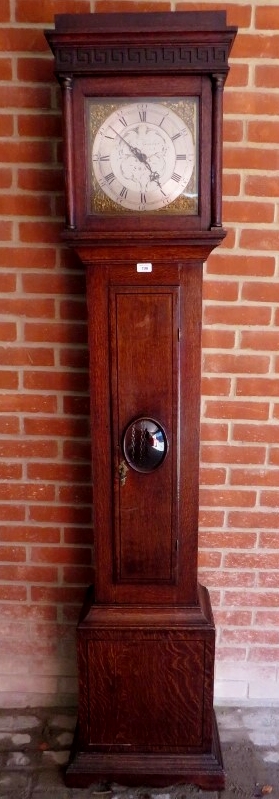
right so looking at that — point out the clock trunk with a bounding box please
[86,260,201,606]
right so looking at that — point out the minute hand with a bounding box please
[110,127,148,163]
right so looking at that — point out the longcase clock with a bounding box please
[45,11,236,790]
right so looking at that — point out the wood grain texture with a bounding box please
[71,602,222,787]
[110,286,178,584]
[87,639,205,748]
[76,589,216,755]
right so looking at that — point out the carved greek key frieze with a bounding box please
[55,44,229,73]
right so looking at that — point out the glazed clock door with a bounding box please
[72,74,211,233]
[86,260,202,606]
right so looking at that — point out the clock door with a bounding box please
[70,73,211,233]
[86,636,208,751]
[86,260,202,606]
[110,284,179,586]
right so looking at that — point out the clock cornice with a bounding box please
[45,10,236,79]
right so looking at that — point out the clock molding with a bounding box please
[45,10,237,790]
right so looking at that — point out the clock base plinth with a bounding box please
[65,711,224,790]
[65,585,224,791]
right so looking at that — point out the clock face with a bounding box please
[87,98,199,215]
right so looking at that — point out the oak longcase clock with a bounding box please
[45,11,236,790]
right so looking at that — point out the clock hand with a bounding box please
[111,127,164,177]
[126,148,167,193]
[147,169,166,195]
[110,127,148,163]
[123,147,166,192]
[110,126,166,194]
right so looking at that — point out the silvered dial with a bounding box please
[92,101,196,211]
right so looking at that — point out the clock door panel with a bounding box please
[87,637,206,750]
[110,287,179,584]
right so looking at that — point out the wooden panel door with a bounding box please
[110,285,179,585]
[87,637,206,751]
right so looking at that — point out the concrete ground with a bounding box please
[0,707,278,799]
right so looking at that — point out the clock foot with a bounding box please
[65,711,224,790]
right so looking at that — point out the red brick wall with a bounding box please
[200,1,279,701]
[0,0,279,705]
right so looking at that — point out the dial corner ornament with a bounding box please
[90,99,198,214]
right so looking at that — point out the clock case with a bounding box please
[45,11,236,790]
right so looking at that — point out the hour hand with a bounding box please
[130,144,147,163]
[149,170,160,182]
[149,170,166,195]
[111,127,147,163]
